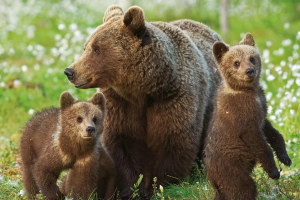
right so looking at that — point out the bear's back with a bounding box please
[20,107,60,164]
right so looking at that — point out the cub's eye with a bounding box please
[93,116,97,123]
[234,61,240,67]
[250,57,255,64]
[93,47,100,55]
[77,117,83,123]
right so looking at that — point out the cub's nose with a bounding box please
[86,126,95,137]
[64,68,74,80]
[245,68,255,77]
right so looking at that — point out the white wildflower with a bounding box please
[282,39,291,46]
[267,74,275,81]
[284,22,290,29]
[280,61,286,66]
[18,189,25,196]
[69,23,78,31]
[266,41,272,47]
[28,109,35,115]
[13,80,21,88]
[21,65,28,72]
[58,23,66,30]
[0,82,6,88]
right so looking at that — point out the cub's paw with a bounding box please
[268,169,280,180]
[277,153,292,166]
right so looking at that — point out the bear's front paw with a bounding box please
[268,169,280,180]
[277,153,292,166]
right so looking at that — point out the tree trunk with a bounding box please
[220,0,228,38]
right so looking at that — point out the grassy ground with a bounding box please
[0,0,299,199]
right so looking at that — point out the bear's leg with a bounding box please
[104,134,148,199]
[223,174,257,200]
[212,167,256,200]
[33,158,63,200]
[147,101,199,188]
[240,130,280,179]
[263,119,292,166]
[63,158,99,199]
[22,164,39,199]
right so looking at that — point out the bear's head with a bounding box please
[64,5,150,91]
[213,33,262,90]
[59,91,106,140]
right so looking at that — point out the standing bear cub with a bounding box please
[204,33,291,200]
[20,92,116,200]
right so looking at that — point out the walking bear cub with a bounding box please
[20,92,116,200]
[204,33,291,200]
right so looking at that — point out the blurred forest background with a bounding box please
[0,0,299,199]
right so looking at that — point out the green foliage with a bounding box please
[0,0,299,199]
[130,174,144,199]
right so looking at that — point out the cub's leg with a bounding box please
[263,119,292,166]
[98,149,117,200]
[240,130,280,179]
[22,164,39,199]
[60,157,99,199]
[33,155,63,200]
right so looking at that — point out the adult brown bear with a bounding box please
[64,5,291,199]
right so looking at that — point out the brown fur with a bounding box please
[60,147,116,200]
[64,5,222,198]
[204,33,290,200]
[64,5,291,198]
[20,92,116,200]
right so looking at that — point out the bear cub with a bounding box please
[204,33,291,200]
[20,92,116,200]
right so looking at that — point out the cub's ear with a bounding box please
[89,92,106,111]
[239,33,255,46]
[103,5,123,23]
[60,92,75,109]
[213,41,229,63]
[123,6,146,38]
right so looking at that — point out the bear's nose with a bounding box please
[245,68,255,77]
[86,126,95,137]
[64,68,74,80]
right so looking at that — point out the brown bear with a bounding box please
[203,33,291,200]
[20,92,116,200]
[64,5,222,198]
[60,146,116,200]
[63,5,291,198]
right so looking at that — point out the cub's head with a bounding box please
[59,92,106,139]
[213,33,262,90]
[64,5,150,90]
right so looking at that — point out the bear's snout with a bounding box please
[64,68,75,80]
[245,68,255,78]
[86,126,95,137]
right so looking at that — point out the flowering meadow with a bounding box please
[0,0,299,199]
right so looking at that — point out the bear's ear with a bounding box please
[123,6,146,38]
[239,33,255,46]
[89,92,106,111]
[213,41,229,63]
[103,5,123,23]
[60,92,75,109]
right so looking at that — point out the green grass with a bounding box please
[0,0,299,199]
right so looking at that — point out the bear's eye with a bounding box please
[77,117,83,123]
[250,57,255,64]
[93,47,100,55]
[234,61,240,67]
[93,116,97,123]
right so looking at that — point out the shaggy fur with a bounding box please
[64,5,291,199]
[204,33,291,200]
[64,5,222,198]
[20,92,116,200]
